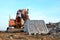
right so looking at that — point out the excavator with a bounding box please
[7,9,30,31]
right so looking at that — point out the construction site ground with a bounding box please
[0,32,60,40]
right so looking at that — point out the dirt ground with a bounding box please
[0,32,60,40]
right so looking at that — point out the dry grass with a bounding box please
[0,32,60,40]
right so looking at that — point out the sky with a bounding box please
[0,0,60,30]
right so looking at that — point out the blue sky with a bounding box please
[0,0,60,30]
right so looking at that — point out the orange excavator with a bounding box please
[7,9,30,30]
